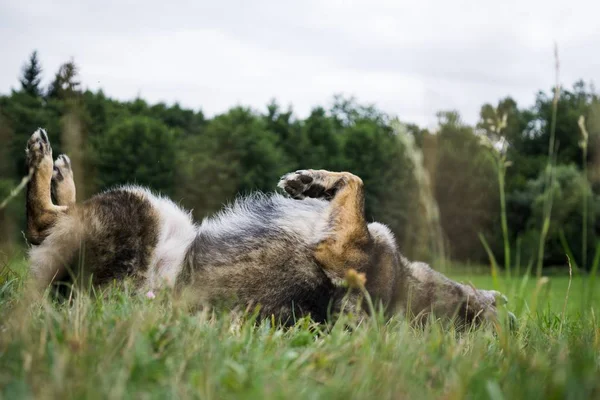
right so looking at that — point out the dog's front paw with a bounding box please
[278,170,316,199]
[278,169,360,200]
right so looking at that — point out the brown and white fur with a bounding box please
[25,128,506,327]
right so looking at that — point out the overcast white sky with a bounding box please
[1,0,598,127]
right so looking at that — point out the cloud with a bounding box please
[1,0,598,127]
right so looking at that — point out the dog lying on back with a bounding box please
[25,128,506,326]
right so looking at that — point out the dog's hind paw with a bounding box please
[52,154,72,182]
[26,128,53,172]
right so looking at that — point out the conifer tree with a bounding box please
[19,51,43,97]
[47,60,81,99]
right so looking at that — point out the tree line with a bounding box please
[1,51,599,271]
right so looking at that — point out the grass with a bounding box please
[1,258,600,400]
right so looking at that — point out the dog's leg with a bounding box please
[279,170,371,282]
[28,212,83,290]
[26,129,67,245]
[51,154,76,206]
[279,170,509,326]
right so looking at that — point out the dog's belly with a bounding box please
[178,194,339,322]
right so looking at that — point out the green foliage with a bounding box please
[515,165,597,267]
[1,52,600,271]
[264,100,304,169]
[530,82,597,167]
[176,107,290,217]
[298,106,342,170]
[92,116,178,195]
[0,91,59,175]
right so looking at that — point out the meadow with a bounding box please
[1,257,599,400]
[1,51,600,399]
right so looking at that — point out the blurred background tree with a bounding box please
[1,51,599,272]
[92,116,177,196]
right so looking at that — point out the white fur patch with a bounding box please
[198,197,258,239]
[367,222,397,251]
[272,196,331,244]
[122,186,197,287]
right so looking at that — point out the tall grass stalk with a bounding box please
[587,243,600,308]
[497,151,511,279]
[515,236,522,277]
[479,233,499,290]
[535,44,561,278]
[559,256,573,335]
[558,229,580,274]
[578,115,589,270]
[480,111,510,280]
[515,259,534,315]
[0,172,32,210]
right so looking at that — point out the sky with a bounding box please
[1,0,598,128]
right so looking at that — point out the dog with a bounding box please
[24,128,506,326]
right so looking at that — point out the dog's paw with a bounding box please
[278,170,316,199]
[52,154,72,182]
[26,128,52,171]
[278,169,359,200]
